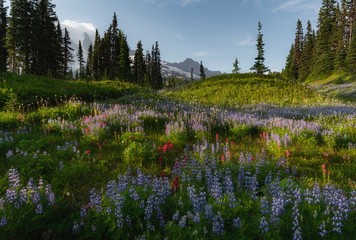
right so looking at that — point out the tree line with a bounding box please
[283,0,356,81]
[0,0,163,89]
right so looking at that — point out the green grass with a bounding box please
[163,73,341,107]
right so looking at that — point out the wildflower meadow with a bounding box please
[0,73,355,239]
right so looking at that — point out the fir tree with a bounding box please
[133,40,145,84]
[291,19,303,80]
[346,20,356,73]
[77,40,85,79]
[0,0,7,72]
[312,0,337,77]
[334,1,348,71]
[191,68,194,81]
[200,61,206,80]
[117,32,131,81]
[299,21,315,80]
[250,21,269,74]
[232,58,241,74]
[86,44,93,80]
[144,50,152,87]
[91,29,101,80]
[63,27,74,79]
[153,41,163,89]
[53,22,64,78]
[283,44,295,80]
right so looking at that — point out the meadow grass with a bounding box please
[0,73,355,239]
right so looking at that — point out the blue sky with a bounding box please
[7,0,323,73]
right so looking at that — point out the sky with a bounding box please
[6,0,323,73]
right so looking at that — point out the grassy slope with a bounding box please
[306,72,356,101]
[163,73,342,107]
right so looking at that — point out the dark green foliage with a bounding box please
[91,30,101,80]
[283,44,294,80]
[292,19,303,80]
[86,44,93,80]
[133,40,146,85]
[250,21,269,74]
[200,61,206,80]
[0,0,7,72]
[311,0,338,77]
[117,32,132,81]
[77,40,85,79]
[346,20,356,73]
[299,21,315,81]
[63,28,74,79]
[232,58,240,74]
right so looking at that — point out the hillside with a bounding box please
[163,73,344,107]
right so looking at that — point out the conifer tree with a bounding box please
[191,68,194,81]
[232,58,241,74]
[77,40,85,79]
[153,41,163,89]
[86,44,93,80]
[312,0,337,77]
[110,13,120,79]
[346,20,356,73]
[91,29,101,80]
[283,44,295,80]
[144,50,152,87]
[117,32,131,81]
[291,19,303,80]
[299,21,315,80]
[200,61,206,80]
[53,22,64,78]
[63,27,74,79]
[0,0,7,72]
[250,21,269,74]
[133,40,145,84]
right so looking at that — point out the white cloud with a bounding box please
[62,20,96,33]
[179,0,203,7]
[237,37,255,47]
[274,0,320,13]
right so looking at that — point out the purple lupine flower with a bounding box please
[45,184,55,205]
[270,194,286,225]
[0,216,7,227]
[233,217,241,229]
[205,204,214,220]
[35,204,43,214]
[292,200,302,240]
[210,171,223,202]
[89,189,102,213]
[172,211,180,222]
[129,186,140,201]
[260,197,270,215]
[178,215,187,228]
[259,216,269,234]
[212,212,224,235]
[8,168,20,188]
[318,221,328,237]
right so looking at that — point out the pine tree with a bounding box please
[117,32,131,81]
[91,29,101,80]
[53,22,64,78]
[63,28,74,79]
[190,68,194,81]
[153,41,163,89]
[133,40,145,84]
[283,44,295,80]
[144,50,152,87]
[334,2,348,71]
[7,0,34,74]
[77,40,85,79]
[0,0,8,72]
[346,20,356,73]
[110,13,120,79]
[200,61,206,79]
[232,58,241,74]
[299,21,315,80]
[291,19,303,80]
[250,21,269,74]
[312,0,337,77]
[86,44,93,80]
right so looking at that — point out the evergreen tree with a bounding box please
[291,19,303,80]
[299,21,315,80]
[63,27,74,79]
[53,22,64,78]
[334,1,348,71]
[133,40,145,84]
[86,44,93,80]
[7,0,34,74]
[110,13,120,79]
[117,31,131,81]
[283,44,295,80]
[190,68,194,81]
[312,0,337,77]
[144,50,152,87]
[200,61,206,80]
[232,58,241,74]
[91,29,101,80]
[153,41,163,89]
[77,40,85,79]
[250,21,269,74]
[346,20,356,73]
[0,0,8,72]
